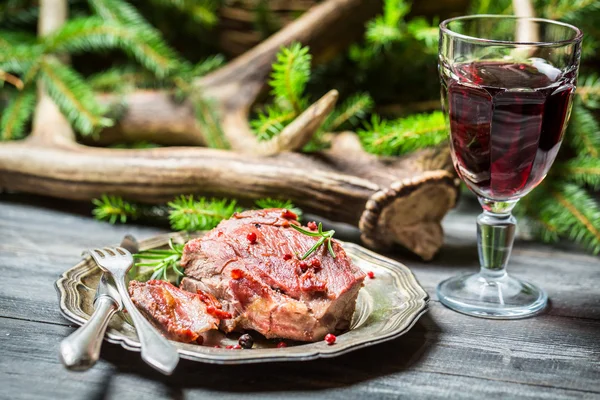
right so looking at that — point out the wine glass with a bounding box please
[437,15,582,318]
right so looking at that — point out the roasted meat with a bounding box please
[180,208,366,342]
[128,280,227,343]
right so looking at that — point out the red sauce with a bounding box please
[281,209,298,220]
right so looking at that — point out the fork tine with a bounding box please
[115,247,131,257]
[103,247,116,256]
[87,248,105,264]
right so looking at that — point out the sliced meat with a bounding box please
[128,280,225,343]
[180,208,366,341]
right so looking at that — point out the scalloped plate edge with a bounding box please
[55,234,429,365]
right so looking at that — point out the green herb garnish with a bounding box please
[291,222,336,260]
[132,238,185,283]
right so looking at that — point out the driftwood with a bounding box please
[0,0,459,260]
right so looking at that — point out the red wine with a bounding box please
[441,60,575,200]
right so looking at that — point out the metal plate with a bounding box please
[55,232,429,365]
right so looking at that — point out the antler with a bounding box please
[0,0,460,260]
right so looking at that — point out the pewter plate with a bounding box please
[56,232,429,364]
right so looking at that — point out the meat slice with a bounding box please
[180,208,366,342]
[128,280,224,343]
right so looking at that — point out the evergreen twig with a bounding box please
[0,87,36,140]
[358,111,447,156]
[168,195,242,231]
[40,58,113,135]
[557,157,600,190]
[566,104,600,158]
[321,93,374,132]
[269,43,311,113]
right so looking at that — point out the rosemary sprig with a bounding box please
[132,238,185,283]
[290,222,336,259]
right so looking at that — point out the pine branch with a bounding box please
[192,96,230,149]
[406,17,439,54]
[250,104,296,141]
[365,0,410,49]
[0,87,35,140]
[556,157,600,190]
[321,93,373,132]
[545,0,600,21]
[92,195,140,224]
[44,17,180,77]
[148,0,220,27]
[358,111,447,156]
[0,30,36,47]
[40,58,113,135]
[187,55,225,78]
[566,104,600,158]
[518,182,600,254]
[550,183,600,254]
[269,43,311,113]
[88,65,154,91]
[168,195,242,231]
[0,43,44,75]
[88,0,151,27]
[576,74,600,109]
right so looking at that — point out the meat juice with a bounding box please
[441,60,576,200]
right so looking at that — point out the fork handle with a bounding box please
[59,296,118,371]
[114,278,180,375]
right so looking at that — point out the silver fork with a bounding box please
[86,247,180,375]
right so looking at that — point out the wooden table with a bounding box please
[1,194,599,399]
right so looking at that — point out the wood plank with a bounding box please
[0,318,597,400]
[1,194,599,398]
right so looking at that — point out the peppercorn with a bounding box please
[276,341,288,348]
[367,271,375,279]
[307,221,318,231]
[238,333,254,349]
[283,253,293,261]
[299,261,309,272]
[247,232,257,244]
[325,333,336,345]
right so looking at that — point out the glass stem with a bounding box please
[477,198,518,280]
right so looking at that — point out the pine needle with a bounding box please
[92,195,139,224]
[251,104,296,141]
[557,157,600,190]
[40,58,113,135]
[88,65,154,91]
[88,0,151,27]
[566,104,600,158]
[0,43,44,75]
[269,43,311,113]
[192,96,230,149]
[520,182,600,255]
[576,74,600,108]
[45,17,180,78]
[0,87,35,140]
[0,31,36,47]
[148,0,220,27]
[168,195,242,231]
[365,0,410,48]
[321,93,373,132]
[406,17,439,54]
[358,111,447,156]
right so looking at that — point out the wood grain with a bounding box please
[0,195,599,399]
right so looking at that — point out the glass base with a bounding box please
[436,272,548,319]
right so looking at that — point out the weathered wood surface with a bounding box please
[1,194,599,400]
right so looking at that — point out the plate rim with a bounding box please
[55,233,429,365]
